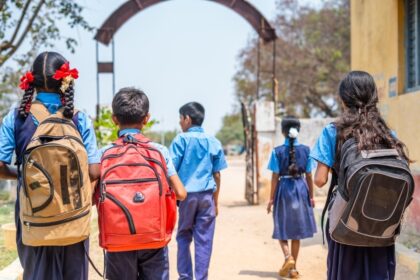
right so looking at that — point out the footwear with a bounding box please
[290,269,300,279]
[278,256,295,277]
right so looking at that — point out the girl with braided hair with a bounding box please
[267,116,317,279]
[0,51,100,280]
[310,71,411,280]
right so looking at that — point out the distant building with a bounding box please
[351,0,420,246]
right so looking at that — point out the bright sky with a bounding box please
[46,0,277,135]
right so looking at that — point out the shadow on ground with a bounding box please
[239,270,283,279]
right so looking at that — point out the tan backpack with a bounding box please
[19,102,92,246]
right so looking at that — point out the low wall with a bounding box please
[257,118,334,202]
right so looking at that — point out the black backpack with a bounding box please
[324,138,414,247]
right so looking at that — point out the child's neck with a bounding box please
[118,124,143,131]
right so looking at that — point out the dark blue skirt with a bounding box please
[272,177,317,240]
[326,221,396,280]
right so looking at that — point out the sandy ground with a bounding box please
[89,156,417,280]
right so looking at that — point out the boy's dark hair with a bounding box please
[179,102,205,126]
[112,87,149,125]
[19,51,75,119]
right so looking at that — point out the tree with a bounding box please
[94,107,158,148]
[0,0,92,67]
[216,112,244,146]
[234,0,350,117]
[145,129,179,147]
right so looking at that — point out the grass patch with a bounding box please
[0,202,17,271]
[0,248,17,270]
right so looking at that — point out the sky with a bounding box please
[38,0,278,135]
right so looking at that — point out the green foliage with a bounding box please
[145,129,179,147]
[216,112,244,146]
[0,0,93,67]
[94,107,158,148]
[94,107,118,148]
[0,0,93,115]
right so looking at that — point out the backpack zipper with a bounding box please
[22,159,54,214]
[31,135,84,146]
[23,208,89,229]
[105,178,158,185]
[25,143,84,207]
[104,193,136,234]
[343,161,413,201]
[40,118,78,130]
[101,163,162,196]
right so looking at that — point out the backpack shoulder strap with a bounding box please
[320,168,338,244]
[30,101,51,124]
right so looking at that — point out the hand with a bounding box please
[267,199,274,214]
[310,198,315,208]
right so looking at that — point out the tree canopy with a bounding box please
[234,0,350,117]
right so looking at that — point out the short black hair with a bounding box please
[179,102,205,126]
[112,87,149,125]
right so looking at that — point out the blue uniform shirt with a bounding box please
[0,92,101,164]
[267,138,314,174]
[309,123,397,168]
[309,123,337,168]
[100,128,177,177]
[169,126,227,193]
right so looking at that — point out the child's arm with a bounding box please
[0,162,17,180]
[267,172,280,214]
[314,162,330,188]
[168,174,187,201]
[89,163,101,182]
[305,172,315,208]
[213,171,221,216]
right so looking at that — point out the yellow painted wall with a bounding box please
[351,0,420,171]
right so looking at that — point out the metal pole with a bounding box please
[112,39,116,96]
[96,41,100,119]
[272,39,277,105]
[256,37,261,99]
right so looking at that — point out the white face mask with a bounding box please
[288,127,299,139]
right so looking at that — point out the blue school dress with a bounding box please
[310,124,396,280]
[0,93,100,280]
[267,138,317,240]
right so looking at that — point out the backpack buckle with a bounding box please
[133,192,145,203]
[123,134,138,144]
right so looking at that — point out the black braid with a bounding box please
[18,85,35,118]
[62,82,74,119]
[288,137,299,177]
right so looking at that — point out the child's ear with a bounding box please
[185,115,192,125]
[111,115,119,125]
[143,113,151,125]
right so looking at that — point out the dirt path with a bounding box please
[89,156,416,280]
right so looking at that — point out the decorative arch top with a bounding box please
[94,0,277,45]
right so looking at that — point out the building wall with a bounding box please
[351,0,420,245]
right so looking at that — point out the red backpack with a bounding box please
[96,134,177,252]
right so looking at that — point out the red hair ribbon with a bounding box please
[52,62,79,80]
[19,71,34,90]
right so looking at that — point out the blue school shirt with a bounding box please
[169,126,227,193]
[267,138,314,174]
[0,92,101,164]
[99,128,177,177]
[309,124,337,168]
[309,123,397,168]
